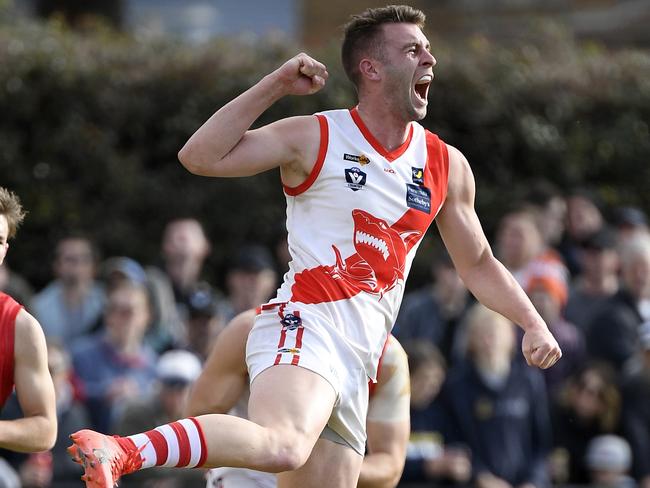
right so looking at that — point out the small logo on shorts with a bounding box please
[281,313,302,330]
[278,347,301,354]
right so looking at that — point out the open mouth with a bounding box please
[414,74,432,103]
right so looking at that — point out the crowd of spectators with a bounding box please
[0,184,649,488]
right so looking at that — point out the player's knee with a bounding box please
[264,433,312,472]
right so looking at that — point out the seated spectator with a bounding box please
[524,179,567,252]
[222,244,277,322]
[620,322,650,488]
[526,268,585,398]
[71,280,157,432]
[181,283,223,361]
[393,247,471,364]
[400,341,471,485]
[565,228,620,331]
[560,189,606,276]
[585,435,636,488]
[443,304,551,488]
[495,206,567,289]
[114,349,205,488]
[32,233,105,345]
[103,256,178,353]
[613,206,649,243]
[586,234,650,372]
[550,362,622,486]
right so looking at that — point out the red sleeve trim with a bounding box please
[283,114,328,196]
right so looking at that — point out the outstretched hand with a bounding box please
[273,53,329,96]
[522,325,562,369]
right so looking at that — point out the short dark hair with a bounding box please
[0,187,26,239]
[341,5,426,89]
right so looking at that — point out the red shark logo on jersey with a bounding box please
[291,209,423,304]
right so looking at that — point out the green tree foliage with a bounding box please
[1,17,649,286]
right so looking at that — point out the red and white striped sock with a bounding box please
[126,417,207,469]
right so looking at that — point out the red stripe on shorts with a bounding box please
[291,354,300,366]
[144,429,168,466]
[170,421,191,467]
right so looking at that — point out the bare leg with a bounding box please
[277,438,363,488]
[198,364,337,472]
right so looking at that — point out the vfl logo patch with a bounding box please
[281,313,302,330]
[406,184,431,214]
[345,167,367,191]
[344,153,370,166]
[411,167,424,185]
[278,347,301,354]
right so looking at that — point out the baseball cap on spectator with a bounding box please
[156,349,202,386]
[613,206,648,229]
[187,282,220,319]
[231,244,275,273]
[585,435,632,472]
[103,256,147,285]
[526,269,568,306]
[582,227,618,252]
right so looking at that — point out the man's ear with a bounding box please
[359,58,381,82]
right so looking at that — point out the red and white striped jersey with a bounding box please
[272,107,449,378]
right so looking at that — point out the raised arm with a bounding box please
[178,53,327,185]
[435,145,561,369]
[184,310,254,417]
[358,337,411,488]
[0,310,56,452]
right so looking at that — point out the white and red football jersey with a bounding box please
[272,107,449,378]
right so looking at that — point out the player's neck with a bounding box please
[355,101,411,152]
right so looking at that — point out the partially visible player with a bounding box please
[187,310,410,488]
[0,187,57,452]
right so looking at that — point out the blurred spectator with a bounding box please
[620,322,650,488]
[526,268,585,398]
[181,283,223,361]
[0,341,90,488]
[103,256,179,353]
[71,280,157,433]
[159,218,212,319]
[549,362,622,486]
[565,228,620,331]
[222,244,277,322]
[524,179,567,250]
[0,263,34,309]
[32,234,105,345]
[0,459,20,488]
[393,247,471,363]
[114,349,205,488]
[586,234,650,372]
[585,435,636,488]
[495,206,566,289]
[444,304,551,488]
[613,206,649,243]
[400,341,471,485]
[560,189,605,276]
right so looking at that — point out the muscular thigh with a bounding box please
[248,365,336,443]
[277,438,363,488]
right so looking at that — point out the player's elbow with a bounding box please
[178,146,209,176]
[29,416,57,452]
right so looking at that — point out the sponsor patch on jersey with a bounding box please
[344,153,370,166]
[411,167,424,185]
[406,184,431,213]
[345,167,367,191]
